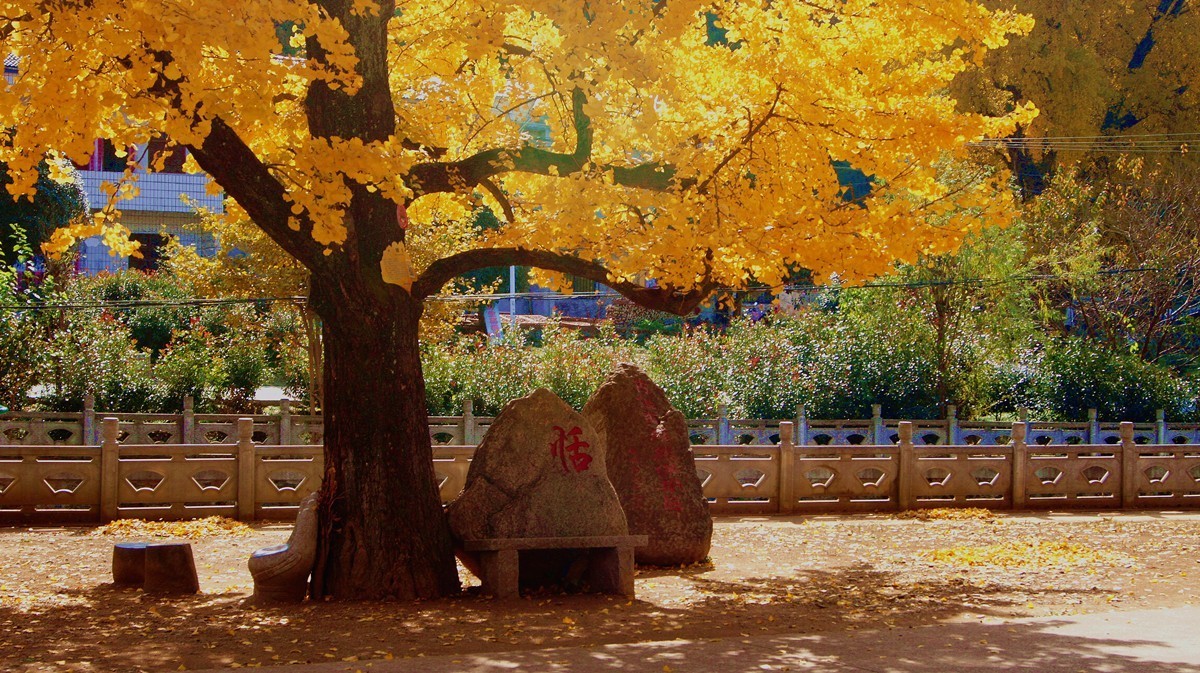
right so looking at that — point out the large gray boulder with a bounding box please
[447,389,628,575]
[583,363,712,566]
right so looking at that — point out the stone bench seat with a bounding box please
[463,535,648,598]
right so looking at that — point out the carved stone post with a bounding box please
[100,417,120,522]
[1088,408,1099,444]
[82,393,96,445]
[946,404,958,445]
[237,418,256,521]
[897,421,914,511]
[717,403,731,445]
[1120,421,1138,508]
[462,399,476,445]
[795,403,808,447]
[872,404,884,445]
[1011,421,1027,510]
[182,395,195,444]
[280,398,293,445]
[1019,407,1031,446]
[1156,409,1167,445]
[777,421,795,515]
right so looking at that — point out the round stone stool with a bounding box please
[143,542,200,594]
[112,542,149,587]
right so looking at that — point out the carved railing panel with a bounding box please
[792,447,898,512]
[910,447,1012,507]
[1024,446,1121,507]
[193,415,279,445]
[955,422,1015,447]
[1026,422,1092,447]
[428,417,464,446]
[255,445,324,520]
[685,420,719,445]
[806,420,875,446]
[1133,448,1200,507]
[0,446,100,523]
[693,446,779,515]
[289,415,324,445]
[1,415,87,445]
[117,444,238,519]
[726,419,779,446]
[432,446,474,504]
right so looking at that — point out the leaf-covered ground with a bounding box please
[1,512,1197,672]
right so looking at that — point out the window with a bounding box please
[147,136,187,173]
[571,275,596,293]
[100,139,128,172]
[128,233,166,271]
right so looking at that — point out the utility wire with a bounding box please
[0,266,1169,311]
[969,131,1197,154]
[0,296,308,311]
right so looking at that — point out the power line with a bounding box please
[0,296,308,311]
[0,266,1173,312]
[969,131,1197,154]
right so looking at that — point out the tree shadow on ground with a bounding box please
[0,565,1117,672]
[376,613,1200,673]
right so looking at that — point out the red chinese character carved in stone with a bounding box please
[550,425,593,473]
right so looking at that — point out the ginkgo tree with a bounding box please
[0,0,1036,599]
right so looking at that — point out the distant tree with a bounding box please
[842,221,1035,417]
[954,0,1199,197]
[1025,162,1200,368]
[0,158,86,264]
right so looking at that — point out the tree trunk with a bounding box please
[308,277,460,600]
[298,303,324,413]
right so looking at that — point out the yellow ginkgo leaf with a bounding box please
[380,241,415,292]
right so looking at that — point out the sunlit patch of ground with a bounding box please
[1,512,1198,672]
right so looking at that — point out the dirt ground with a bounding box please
[1,511,1198,672]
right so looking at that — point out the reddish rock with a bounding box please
[583,363,712,566]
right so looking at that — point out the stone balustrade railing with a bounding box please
[3,398,1197,449]
[2,418,1198,525]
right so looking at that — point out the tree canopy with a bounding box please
[6,0,1034,294]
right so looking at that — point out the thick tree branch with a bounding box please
[412,247,716,315]
[187,118,329,273]
[406,88,690,200]
[478,178,514,223]
[135,47,328,273]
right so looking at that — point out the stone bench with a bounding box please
[463,535,648,598]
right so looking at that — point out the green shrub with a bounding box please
[72,271,196,357]
[1017,338,1196,421]
[40,312,162,411]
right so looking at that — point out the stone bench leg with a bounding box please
[587,546,635,596]
[478,548,519,598]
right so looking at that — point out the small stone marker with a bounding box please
[583,363,713,566]
[142,542,200,594]
[112,542,148,586]
[249,492,319,602]
[447,388,629,589]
